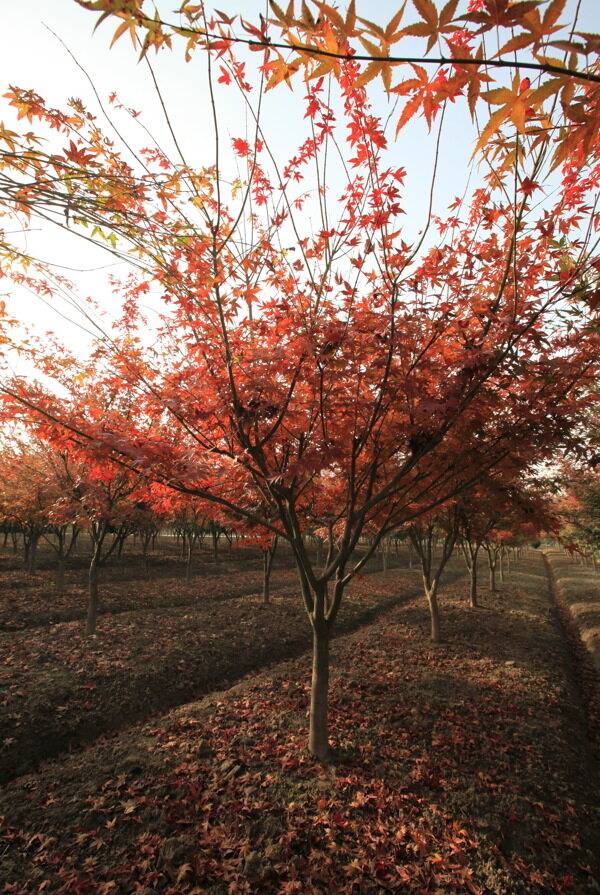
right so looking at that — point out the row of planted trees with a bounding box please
[0,0,598,759]
[555,460,600,570]
[0,436,249,631]
[0,412,557,644]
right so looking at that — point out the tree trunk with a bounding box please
[489,562,497,592]
[263,549,271,605]
[426,586,441,643]
[382,548,388,575]
[185,537,194,582]
[309,626,330,761]
[470,558,478,608]
[212,529,219,562]
[86,554,100,636]
[26,533,39,575]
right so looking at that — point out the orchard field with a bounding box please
[1,535,600,894]
[1,0,600,893]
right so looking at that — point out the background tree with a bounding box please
[406,501,461,642]
[556,462,600,567]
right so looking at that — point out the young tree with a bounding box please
[1,5,598,758]
[0,439,58,575]
[406,502,461,642]
[556,462,600,567]
[40,440,145,635]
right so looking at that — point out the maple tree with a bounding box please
[0,1,598,760]
[0,438,60,575]
[555,460,600,565]
[459,471,558,602]
[2,386,153,635]
[164,493,214,581]
[3,441,84,587]
[406,502,460,642]
[73,0,600,169]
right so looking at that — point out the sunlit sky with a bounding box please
[1,0,597,370]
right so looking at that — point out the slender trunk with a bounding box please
[212,530,219,562]
[489,562,497,592]
[498,549,505,585]
[86,552,100,636]
[470,558,478,608]
[309,625,330,761]
[11,531,18,555]
[186,536,194,582]
[426,585,441,643]
[382,548,388,576]
[263,549,271,605]
[26,533,39,575]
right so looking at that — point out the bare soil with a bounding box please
[0,543,425,783]
[0,548,599,894]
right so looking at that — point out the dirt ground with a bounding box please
[1,548,599,893]
[0,542,428,783]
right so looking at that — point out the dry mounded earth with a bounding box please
[1,544,599,894]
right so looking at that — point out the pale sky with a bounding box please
[1,0,597,368]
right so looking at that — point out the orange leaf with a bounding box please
[353,61,387,90]
[543,0,567,29]
[110,18,137,50]
[395,94,422,135]
[496,33,534,57]
[439,0,458,28]
[412,0,438,29]
[472,105,509,157]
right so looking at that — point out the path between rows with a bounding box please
[1,565,436,783]
[0,552,414,631]
[1,551,599,893]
